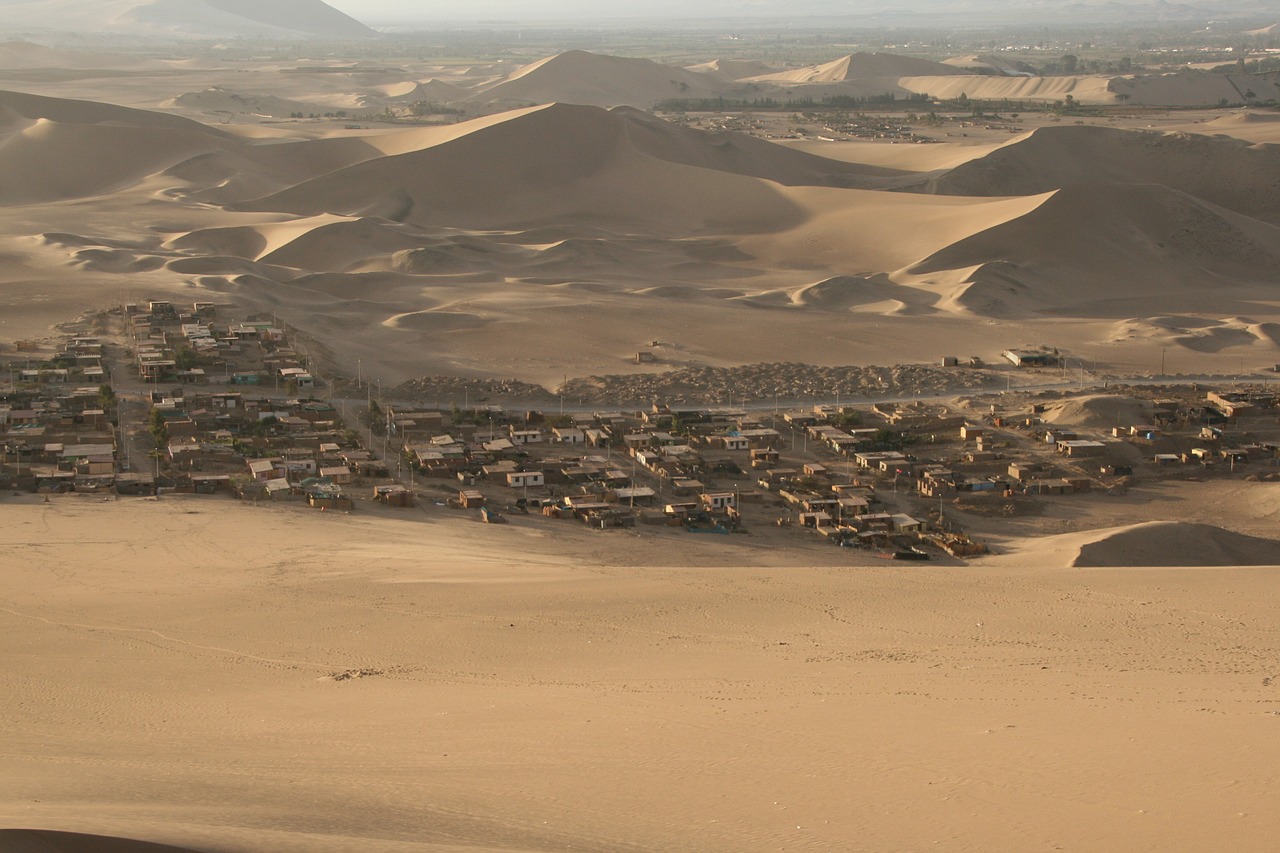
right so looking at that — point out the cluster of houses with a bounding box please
[0,378,117,493]
[390,404,767,528]
[149,387,387,504]
[127,301,313,389]
[390,402,944,540]
[6,337,109,388]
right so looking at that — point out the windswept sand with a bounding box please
[2,497,1279,852]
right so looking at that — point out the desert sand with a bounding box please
[2,495,1279,852]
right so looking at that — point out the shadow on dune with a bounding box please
[0,829,219,853]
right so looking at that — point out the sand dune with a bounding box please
[0,88,390,205]
[0,87,223,133]
[918,124,1280,221]
[941,53,1036,75]
[258,218,433,271]
[782,137,1008,174]
[907,183,1280,317]
[374,79,469,104]
[1186,110,1280,144]
[739,185,1048,275]
[170,87,326,118]
[1109,70,1280,107]
[1072,522,1280,567]
[746,52,971,84]
[899,73,1116,103]
[471,50,725,108]
[0,115,231,204]
[1038,394,1154,428]
[991,520,1280,567]
[1107,315,1280,353]
[685,58,780,80]
[235,103,879,233]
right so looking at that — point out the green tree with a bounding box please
[97,384,116,412]
[174,348,199,371]
[148,409,169,446]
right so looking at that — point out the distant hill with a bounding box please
[0,0,376,39]
[470,51,725,108]
[745,52,971,83]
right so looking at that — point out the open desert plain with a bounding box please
[2,2,1280,851]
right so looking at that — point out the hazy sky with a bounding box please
[323,1,887,23]
[322,0,1270,25]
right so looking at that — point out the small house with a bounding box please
[507,470,545,489]
[701,492,737,512]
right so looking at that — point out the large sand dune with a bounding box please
[918,124,1280,221]
[471,50,726,108]
[907,183,1280,317]
[234,102,874,232]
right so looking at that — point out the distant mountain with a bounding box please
[0,0,376,39]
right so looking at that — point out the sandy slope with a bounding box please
[918,124,1280,221]
[746,52,971,84]
[993,520,1280,567]
[232,103,875,233]
[471,51,725,108]
[1110,71,1280,107]
[2,497,1278,852]
[1165,110,1280,145]
[684,58,779,80]
[906,183,1280,318]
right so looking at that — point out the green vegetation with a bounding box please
[148,409,169,446]
[655,93,928,112]
[97,384,116,412]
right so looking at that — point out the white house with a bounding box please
[507,471,545,489]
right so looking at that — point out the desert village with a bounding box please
[5,297,1280,563]
[4,4,1280,852]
